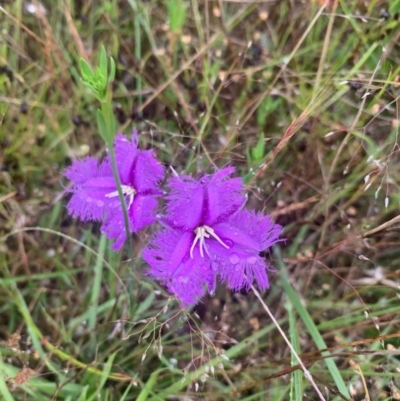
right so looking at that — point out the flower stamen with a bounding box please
[105,185,136,209]
[190,225,230,258]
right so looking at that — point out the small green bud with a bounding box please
[80,46,115,101]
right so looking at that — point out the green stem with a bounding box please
[106,135,134,259]
[100,100,135,289]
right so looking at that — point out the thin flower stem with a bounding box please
[251,285,327,401]
[107,144,135,270]
[99,97,135,286]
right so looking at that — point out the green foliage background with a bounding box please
[1,0,400,400]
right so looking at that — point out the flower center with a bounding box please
[190,225,230,258]
[105,185,137,209]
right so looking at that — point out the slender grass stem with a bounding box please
[251,285,327,401]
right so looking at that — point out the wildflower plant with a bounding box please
[66,47,282,305]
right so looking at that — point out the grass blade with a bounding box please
[137,370,161,401]
[0,355,15,401]
[89,233,107,330]
[275,247,350,399]
[87,352,118,401]
[287,302,303,401]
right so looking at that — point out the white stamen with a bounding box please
[190,225,230,258]
[105,185,136,208]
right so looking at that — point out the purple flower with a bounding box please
[143,167,282,306]
[64,131,165,249]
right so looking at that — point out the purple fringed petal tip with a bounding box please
[165,166,246,231]
[64,156,115,221]
[113,132,165,192]
[211,210,282,291]
[113,133,138,184]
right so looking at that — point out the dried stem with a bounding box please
[251,286,327,401]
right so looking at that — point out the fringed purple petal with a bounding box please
[204,166,245,225]
[113,133,138,185]
[209,209,282,291]
[165,175,205,231]
[143,228,214,306]
[208,242,269,291]
[164,167,245,231]
[214,209,282,251]
[64,157,115,221]
[166,256,213,307]
[100,209,129,250]
[143,229,193,279]
[64,156,112,184]
[133,150,165,193]
[100,193,159,250]
[130,194,159,231]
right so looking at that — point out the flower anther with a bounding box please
[190,225,230,258]
[105,185,137,209]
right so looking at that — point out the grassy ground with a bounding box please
[1,0,400,400]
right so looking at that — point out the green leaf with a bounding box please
[274,247,351,399]
[251,132,265,162]
[120,383,134,401]
[256,97,281,127]
[99,46,108,84]
[87,352,118,401]
[287,302,303,401]
[80,58,94,80]
[167,0,186,33]
[389,0,400,13]
[136,370,160,401]
[88,234,106,330]
[0,355,15,401]
[135,291,156,316]
[109,57,116,83]
[77,385,89,401]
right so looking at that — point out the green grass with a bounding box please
[1,0,400,399]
